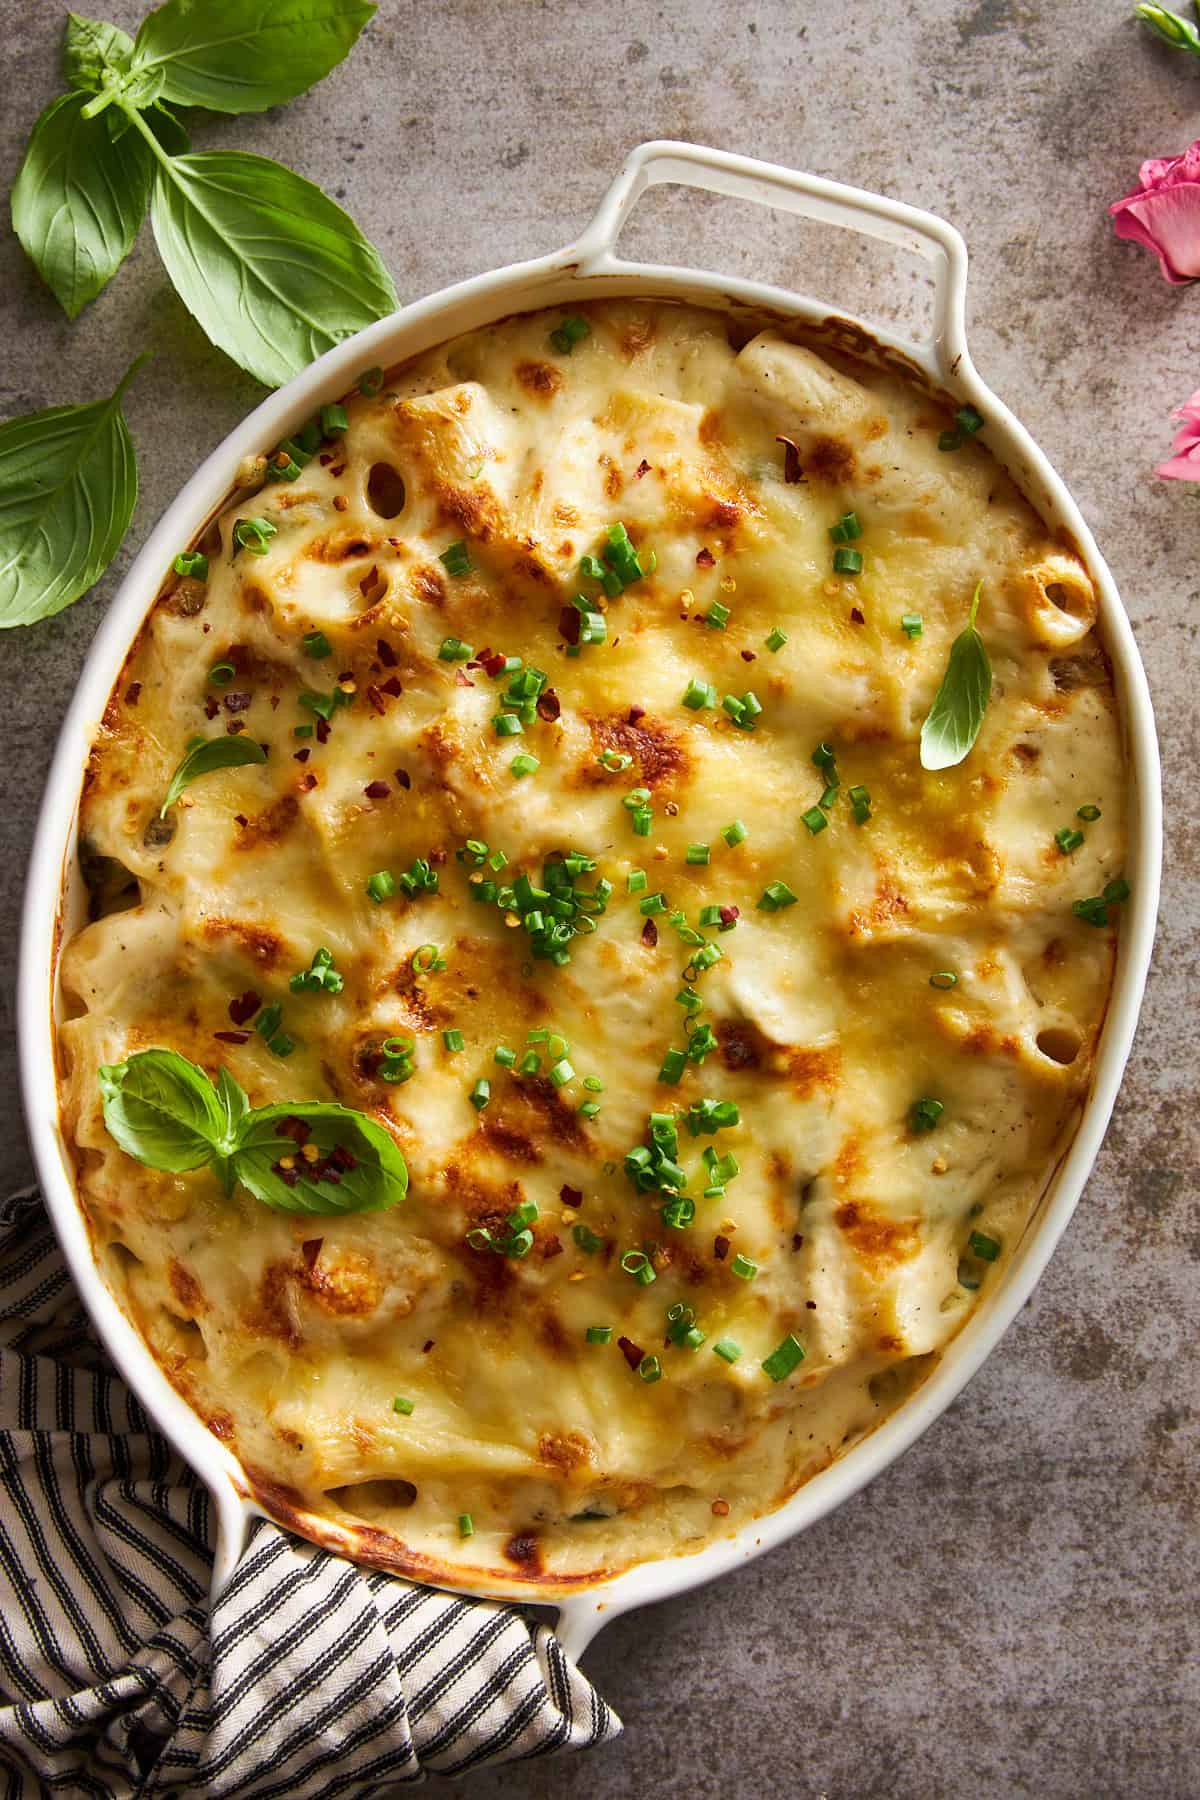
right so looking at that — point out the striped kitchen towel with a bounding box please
[0,1187,620,1795]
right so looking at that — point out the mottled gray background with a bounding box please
[1,0,1196,1794]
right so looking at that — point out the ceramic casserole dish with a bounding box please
[19,141,1161,1660]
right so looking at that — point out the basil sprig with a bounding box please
[0,359,143,629]
[11,0,396,386]
[919,581,992,771]
[99,1049,409,1215]
[159,733,268,816]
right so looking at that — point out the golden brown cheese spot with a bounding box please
[833,1203,921,1267]
[302,1246,383,1317]
[235,794,300,852]
[308,528,373,563]
[503,1532,543,1570]
[538,1431,592,1473]
[479,1115,541,1164]
[805,435,857,483]
[515,359,563,399]
[788,1046,842,1096]
[248,1261,301,1348]
[411,564,446,607]
[582,712,688,790]
[619,315,656,358]
[718,1018,770,1072]
[433,478,500,540]
[845,872,911,938]
[200,918,284,968]
[169,1259,205,1317]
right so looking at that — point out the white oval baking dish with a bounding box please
[18,141,1161,1663]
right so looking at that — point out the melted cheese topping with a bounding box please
[57,301,1126,1594]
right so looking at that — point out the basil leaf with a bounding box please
[148,148,397,387]
[919,583,992,771]
[0,359,142,630]
[98,1049,236,1172]
[130,0,376,115]
[160,733,268,815]
[63,12,135,91]
[11,92,152,318]
[231,1103,409,1215]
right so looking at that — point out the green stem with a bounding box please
[120,99,176,170]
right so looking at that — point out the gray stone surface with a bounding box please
[1,0,1195,1794]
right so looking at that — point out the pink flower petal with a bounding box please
[1111,181,1200,283]
[1155,448,1200,481]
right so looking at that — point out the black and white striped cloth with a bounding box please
[0,1187,620,1795]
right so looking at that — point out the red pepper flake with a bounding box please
[234,814,248,827]
[536,689,561,722]
[806,1299,817,1309]
[617,1335,644,1371]
[635,459,651,479]
[695,546,715,568]
[740,649,756,663]
[377,638,397,667]
[560,1184,583,1207]
[329,1144,357,1171]
[278,1116,310,1144]
[214,1030,250,1045]
[664,800,679,818]
[394,767,411,789]
[541,1234,564,1259]
[711,1498,731,1517]
[298,772,318,792]
[204,696,220,720]
[381,675,403,698]
[271,1161,300,1188]
[223,691,252,713]
[301,1238,323,1270]
[229,990,261,1025]
[627,704,645,725]
[718,904,739,927]
[850,607,865,625]
[318,452,334,466]
[294,747,311,763]
[422,1339,434,1353]
[776,435,803,483]
[125,682,142,706]
[558,606,581,644]
[315,717,331,744]
[330,463,347,479]
[480,649,507,678]
[454,669,475,687]
[365,683,388,715]
[226,721,246,735]
[269,695,280,710]
[364,779,390,798]
[713,1234,730,1261]
[428,848,447,866]
[793,1233,805,1252]
[333,495,349,513]
[641,918,659,947]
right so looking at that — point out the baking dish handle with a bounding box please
[570,138,968,371]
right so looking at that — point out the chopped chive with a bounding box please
[938,428,963,451]
[173,550,208,580]
[969,1229,1001,1261]
[586,1325,613,1343]
[955,404,984,435]
[549,314,591,353]
[518,1049,541,1075]
[1077,804,1102,822]
[437,636,473,661]
[801,805,828,835]
[469,1078,491,1111]
[358,365,384,396]
[302,629,332,659]
[847,783,871,825]
[320,402,349,437]
[685,843,710,866]
[549,1057,575,1087]
[930,970,958,990]
[638,1354,662,1383]
[573,1225,604,1255]
[682,676,718,710]
[757,881,798,911]
[493,1044,516,1067]
[722,819,747,847]
[730,1253,758,1280]
[658,1047,687,1085]
[631,806,652,836]
[713,1337,742,1364]
[762,1333,806,1381]
[208,661,236,687]
[510,753,540,778]
[765,627,788,652]
[598,748,634,771]
[582,1074,603,1093]
[458,1512,474,1538]
[232,516,278,556]
[439,540,472,577]
[620,1249,657,1286]
[901,613,923,639]
[411,943,446,973]
[828,511,861,543]
[1056,827,1085,854]
[909,1096,944,1134]
[704,601,731,629]
[832,546,863,575]
[492,711,524,738]
[639,892,668,916]
[627,869,648,893]
[392,1395,414,1416]
[442,1029,464,1053]
[578,1099,601,1118]
[366,870,396,904]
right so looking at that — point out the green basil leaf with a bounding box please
[148,148,397,387]
[98,1048,236,1172]
[130,0,375,115]
[231,1103,408,1215]
[11,92,153,319]
[160,733,268,815]
[0,359,143,630]
[63,12,135,91]
[919,583,992,771]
